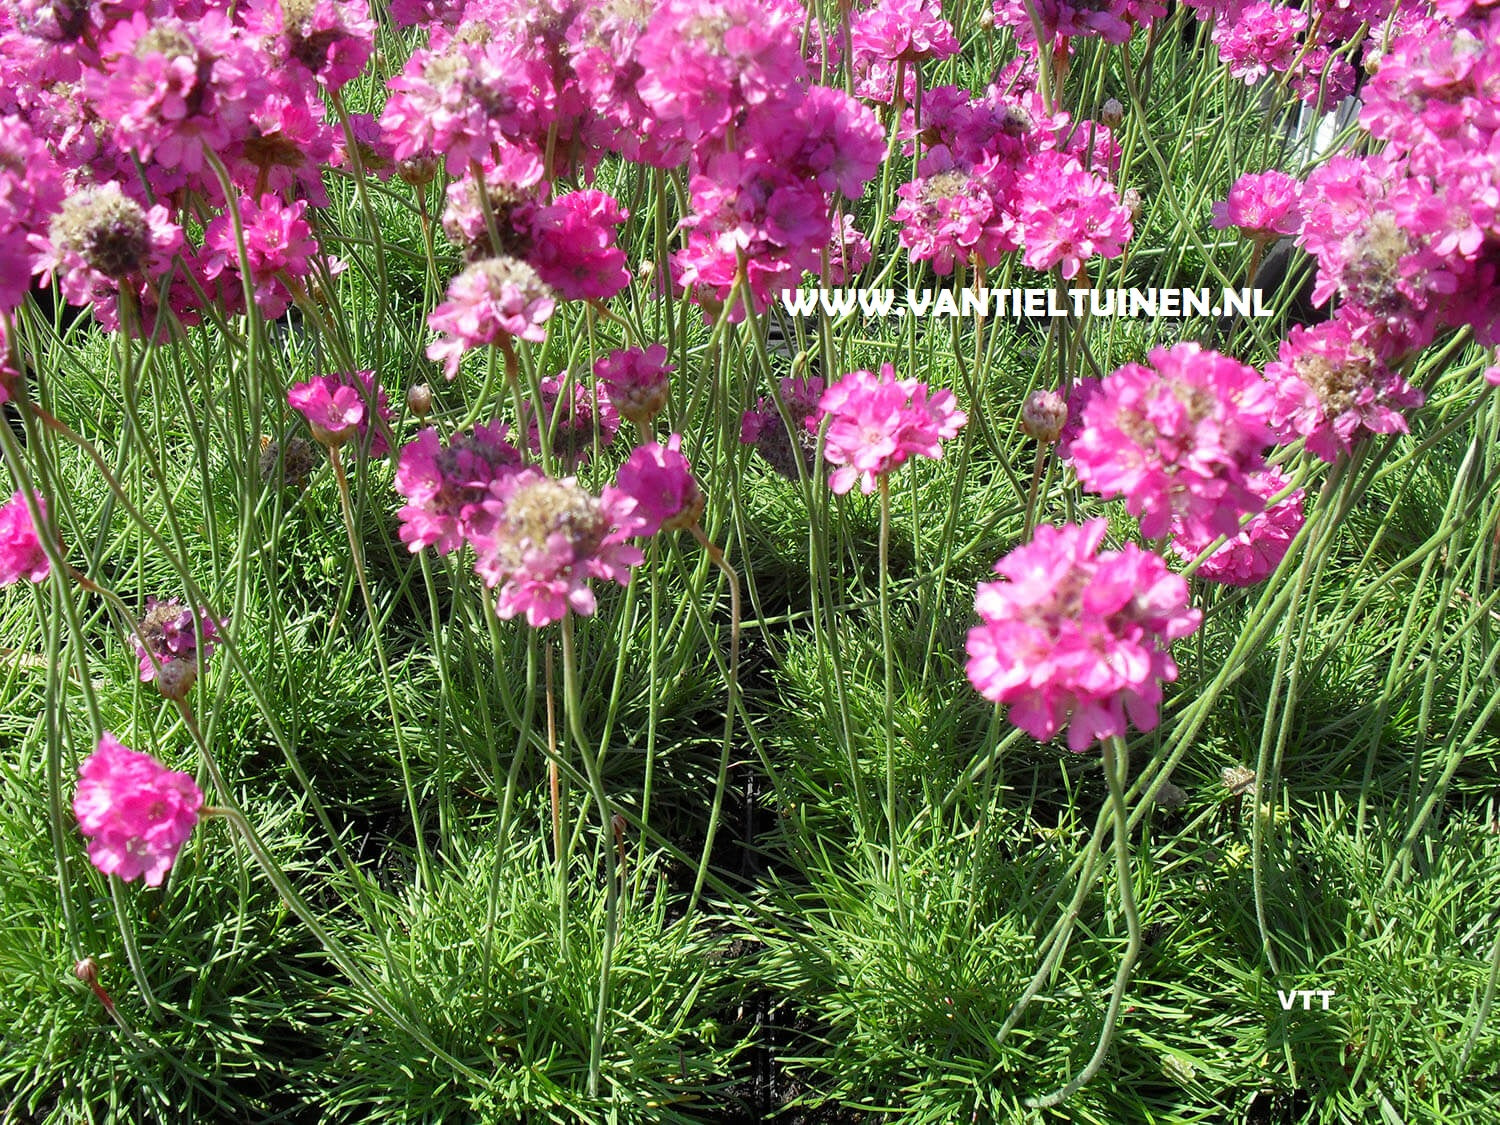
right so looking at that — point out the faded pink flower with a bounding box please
[1170,467,1305,585]
[0,489,51,584]
[131,597,221,685]
[606,433,704,537]
[240,0,375,92]
[741,375,826,479]
[73,733,203,887]
[965,519,1201,752]
[427,256,556,380]
[523,374,620,469]
[816,363,967,495]
[393,422,522,555]
[1071,343,1277,541]
[471,468,644,627]
[594,344,673,427]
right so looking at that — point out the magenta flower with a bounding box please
[1070,343,1277,541]
[240,0,375,93]
[426,256,556,380]
[1266,318,1424,461]
[524,190,630,302]
[287,370,392,455]
[606,434,704,537]
[202,194,321,320]
[851,0,960,66]
[471,468,644,628]
[1170,467,1305,586]
[1211,170,1302,242]
[741,375,826,479]
[965,520,1201,752]
[1016,152,1134,280]
[0,115,65,315]
[0,489,51,584]
[594,344,674,427]
[393,422,522,555]
[893,158,1017,276]
[73,733,203,887]
[1212,2,1309,84]
[816,364,967,495]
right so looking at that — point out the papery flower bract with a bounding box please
[287,370,392,455]
[594,344,673,427]
[965,519,1201,752]
[0,489,51,584]
[816,363,967,495]
[605,433,704,537]
[1170,467,1305,585]
[427,256,555,379]
[393,422,521,554]
[73,733,202,887]
[1071,343,1276,541]
[471,469,643,628]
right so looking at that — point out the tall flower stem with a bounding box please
[686,523,740,914]
[878,475,900,889]
[329,447,434,889]
[1027,734,1143,1108]
[560,613,620,1100]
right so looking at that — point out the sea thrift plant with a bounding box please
[523,375,620,469]
[606,434,704,537]
[0,489,51,584]
[73,733,203,887]
[287,370,392,455]
[202,194,322,320]
[1070,343,1277,541]
[965,519,1202,751]
[816,364,967,495]
[1212,170,1302,242]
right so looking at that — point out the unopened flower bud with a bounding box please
[977,8,994,28]
[1021,389,1067,443]
[154,658,198,702]
[74,957,99,985]
[406,382,433,418]
[636,259,655,282]
[1123,187,1143,223]
[1100,97,1124,129]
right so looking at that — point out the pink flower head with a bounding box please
[965,519,1201,752]
[240,0,375,93]
[1071,343,1277,541]
[524,189,630,301]
[816,363,967,494]
[73,733,202,887]
[594,344,673,427]
[426,256,556,380]
[992,0,1165,50]
[1212,1,1309,84]
[471,468,644,628]
[893,157,1017,276]
[1266,318,1424,461]
[132,597,222,688]
[287,369,392,455]
[393,422,522,555]
[1016,152,1134,280]
[1212,170,1303,242]
[202,194,320,320]
[605,433,704,537]
[1170,467,1305,585]
[0,489,51,584]
[741,375,826,479]
[0,115,65,314]
[851,0,960,66]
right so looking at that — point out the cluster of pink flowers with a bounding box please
[740,376,826,480]
[392,414,701,628]
[426,257,556,380]
[816,364,966,495]
[522,374,621,468]
[1170,467,1304,586]
[1211,2,1308,85]
[849,0,959,104]
[0,489,51,584]
[202,195,322,320]
[1068,343,1277,542]
[594,345,673,428]
[892,78,1132,277]
[965,520,1201,751]
[991,0,1165,52]
[287,370,393,456]
[73,733,203,887]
